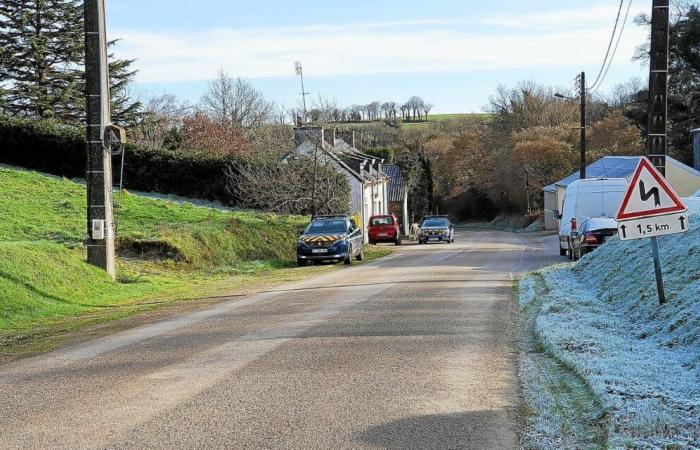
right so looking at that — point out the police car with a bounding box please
[297,215,364,266]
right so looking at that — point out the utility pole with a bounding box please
[647,0,670,176]
[84,0,116,279]
[647,0,671,305]
[294,61,310,125]
[579,71,587,180]
[555,73,587,180]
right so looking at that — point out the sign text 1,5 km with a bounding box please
[618,212,689,241]
[615,158,689,241]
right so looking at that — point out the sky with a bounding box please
[106,0,650,114]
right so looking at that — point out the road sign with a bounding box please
[614,158,689,306]
[616,157,687,221]
[618,211,689,241]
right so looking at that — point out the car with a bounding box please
[569,217,618,260]
[558,178,627,258]
[417,215,454,244]
[296,215,364,267]
[367,214,401,245]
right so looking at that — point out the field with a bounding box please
[0,166,390,358]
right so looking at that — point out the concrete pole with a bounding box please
[647,0,670,176]
[84,0,116,279]
[579,71,587,180]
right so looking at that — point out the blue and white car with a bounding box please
[296,215,364,266]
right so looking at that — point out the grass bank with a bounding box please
[518,213,700,448]
[0,167,391,358]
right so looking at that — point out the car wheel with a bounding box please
[395,237,401,245]
[559,245,567,257]
[568,241,574,260]
[344,246,352,265]
[297,259,307,267]
[356,248,364,261]
[369,240,375,245]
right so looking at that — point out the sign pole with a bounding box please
[650,237,666,305]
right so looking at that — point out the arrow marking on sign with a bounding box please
[639,180,661,207]
[680,216,686,230]
[620,224,627,239]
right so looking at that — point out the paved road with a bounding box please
[0,229,560,449]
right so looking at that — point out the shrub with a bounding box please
[0,115,242,204]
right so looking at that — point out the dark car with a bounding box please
[569,217,618,260]
[368,214,401,245]
[297,215,364,266]
[418,215,454,244]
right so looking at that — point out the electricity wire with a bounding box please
[589,0,633,94]
[588,0,626,92]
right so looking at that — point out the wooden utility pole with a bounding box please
[647,0,670,176]
[646,0,671,305]
[84,0,116,279]
[579,71,587,180]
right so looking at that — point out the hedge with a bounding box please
[0,115,240,205]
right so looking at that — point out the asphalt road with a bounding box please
[0,229,560,450]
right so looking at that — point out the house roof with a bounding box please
[543,155,700,192]
[384,164,406,202]
[288,141,365,182]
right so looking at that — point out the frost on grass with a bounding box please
[533,213,700,448]
[519,274,606,450]
[519,276,536,307]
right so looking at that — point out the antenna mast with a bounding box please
[294,61,310,125]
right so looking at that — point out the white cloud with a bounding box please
[112,9,647,83]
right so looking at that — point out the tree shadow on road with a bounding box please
[355,410,515,450]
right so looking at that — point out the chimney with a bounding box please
[294,126,324,148]
[324,128,336,147]
[337,130,356,148]
[693,128,700,171]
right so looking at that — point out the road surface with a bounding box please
[0,229,560,449]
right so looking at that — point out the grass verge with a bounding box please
[0,166,393,360]
[517,273,608,449]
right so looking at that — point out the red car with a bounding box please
[368,214,401,245]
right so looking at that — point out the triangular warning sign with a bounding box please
[616,157,687,221]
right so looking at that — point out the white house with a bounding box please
[287,127,390,240]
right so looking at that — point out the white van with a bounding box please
[558,178,628,257]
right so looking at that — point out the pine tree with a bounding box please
[0,0,84,121]
[0,1,141,125]
[107,40,142,127]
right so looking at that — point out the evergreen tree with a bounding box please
[0,1,141,125]
[0,0,84,121]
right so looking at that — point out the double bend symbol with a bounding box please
[639,180,661,207]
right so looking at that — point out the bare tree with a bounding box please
[422,102,434,120]
[226,153,350,215]
[201,69,274,136]
[407,96,425,121]
[381,101,397,119]
[131,93,192,149]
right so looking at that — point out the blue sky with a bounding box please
[107,0,649,114]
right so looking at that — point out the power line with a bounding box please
[589,0,633,94]
[588,0,626,91]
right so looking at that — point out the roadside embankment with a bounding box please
[0,167,391,359]
[519,214,700,448]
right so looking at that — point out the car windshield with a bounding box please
[422,219,448,228]
[307,219,347,234]
[371,217,394,226]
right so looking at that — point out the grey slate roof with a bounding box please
[384,164,406,202]
[543,155,700,192]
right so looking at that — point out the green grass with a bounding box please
[0,167,392,356]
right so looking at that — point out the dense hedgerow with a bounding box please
[0,115,241,204]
